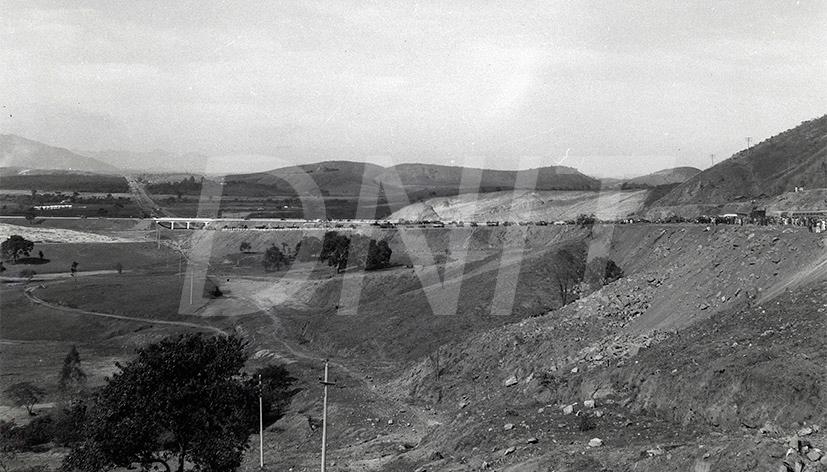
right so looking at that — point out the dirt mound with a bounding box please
[0,222,137,244]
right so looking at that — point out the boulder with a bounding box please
[588,438,603,447]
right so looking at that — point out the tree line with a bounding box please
[255,231,393,273]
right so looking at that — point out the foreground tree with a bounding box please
[320,232,391,273]
[551,247,587,306]
[58,345,87,398]
[63,334,257,472]
[4,382,45,416]
[24,208,36,223]
[262,244,289,271]
[320,231,350,273]
[251,364,297,427]
[1,235,34,263]
[366,239,392,270]
[575,213,596,228]
[294,236,322,262]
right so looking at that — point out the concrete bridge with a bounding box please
[153,217,216,230]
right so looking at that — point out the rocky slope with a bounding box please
[379,224,827,471]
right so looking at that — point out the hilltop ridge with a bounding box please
[652,115,827,208]
[0,134,119,174]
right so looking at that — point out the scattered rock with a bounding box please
[504,423,514,431]
[504,376,519,387]
[588,438,603,448]
[503,446,516,456]
[798,426,813,437]
[526,437,538,444]
[646,447,665,457]
[562,404,574,415]
[583,399,595,409]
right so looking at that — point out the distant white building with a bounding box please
[33,204,73,210]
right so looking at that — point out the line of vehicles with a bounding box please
[152,217,581,231]
[150,209,827,231]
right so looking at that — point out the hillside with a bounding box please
[224,161,385,197]
[652,115,827,208]
[225,161,599,202]
[385,224,827,471]
[621,166,701,188]
[0,134,119,174]
[389,189,649,222]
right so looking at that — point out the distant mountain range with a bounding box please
[0,134,118,174]
[3,113,825,214]
[78,149,211,173]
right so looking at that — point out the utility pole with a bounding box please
[320,360,335,472]
[259,373,264,469]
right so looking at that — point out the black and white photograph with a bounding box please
[1,1,826,471]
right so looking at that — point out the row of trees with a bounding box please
[253,231,393,273]
[2,335,295,472]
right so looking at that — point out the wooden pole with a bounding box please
[259,373,264,469]
[320,360,334,472]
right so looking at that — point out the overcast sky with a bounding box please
[2,1,825,176]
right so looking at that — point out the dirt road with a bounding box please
[23,282,226,336]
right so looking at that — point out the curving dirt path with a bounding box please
[23,283,227,336]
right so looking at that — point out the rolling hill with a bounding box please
[225,161,600,203]
[621,166,701,188]
[0,134,119,174]
[652,114,827,207]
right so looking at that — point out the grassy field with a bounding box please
[1,241,180,275]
